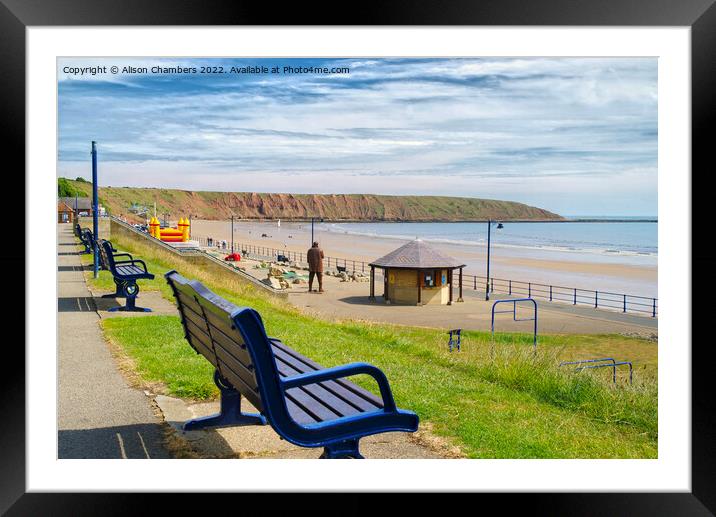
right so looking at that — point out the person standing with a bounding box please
[307,241,325,293]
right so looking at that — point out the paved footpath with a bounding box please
[57,224,171,458]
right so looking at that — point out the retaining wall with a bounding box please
[109,218,288,300]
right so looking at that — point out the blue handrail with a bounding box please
[491,298,537,350]
[559,358,617,383]
[559,358,633,384]
[575,361,633,385]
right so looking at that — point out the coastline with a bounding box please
[189,219,658,298]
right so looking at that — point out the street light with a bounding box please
[485,219,503,301]
[230,215,234,253]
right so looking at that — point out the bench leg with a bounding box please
[102,278,126,298]
[320,439,364,459]
[183,372,267,431]
[108,282,152,312]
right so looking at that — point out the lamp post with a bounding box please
[485,219,491,300]
[485,219,503,300]
[91,141,99,279]
[230,215,234,253]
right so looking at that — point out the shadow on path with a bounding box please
[58,296,124,312]
[337,295,388,306]
[58,265,90,272]
[59,423,173,459]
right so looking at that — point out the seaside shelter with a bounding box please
[369,239,466,306]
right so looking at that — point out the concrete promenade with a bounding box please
[57,224,171,458]
[223,251,658,337]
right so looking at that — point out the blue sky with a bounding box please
[58,57,657,216]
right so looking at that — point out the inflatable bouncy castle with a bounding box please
[149,216,190,242]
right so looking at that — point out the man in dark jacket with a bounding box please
[307,241,325,293]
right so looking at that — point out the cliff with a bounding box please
[59,179,564,222]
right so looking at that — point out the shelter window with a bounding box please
[423,271,435,287]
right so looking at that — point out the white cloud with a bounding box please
[58,57,658,215]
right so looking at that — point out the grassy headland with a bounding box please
[60,177,564,223]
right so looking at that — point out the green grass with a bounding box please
[92,232,657,458]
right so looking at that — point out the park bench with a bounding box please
[276,254,290,264]
[336,265,347,274]
[78,228,93,254]
[101,240,155,312]
[97,239,117,271]
[164,270,419,458]
[98,239,139,298]
[74,222,83,238]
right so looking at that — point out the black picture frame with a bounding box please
[4,0,713,513]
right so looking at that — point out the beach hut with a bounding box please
[369,239,466,305]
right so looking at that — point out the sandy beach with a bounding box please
[189,219,657,298]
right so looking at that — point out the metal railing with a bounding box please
[193,235,657,317]
[464,273,657,317]
[560,358,634,385]
[194,237,370,275]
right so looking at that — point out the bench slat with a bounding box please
[271,340,383,410]
[213,344,259,393]
[184,321,218,367]
[184,317,260,395]
[209,323,254,369]
[179,299,211,331]
[271,347,371,418]
[116,265,144,276]
[284,398,319,426]
[220,365,264,413]
[283,386,342,423]
[178,295,253,368]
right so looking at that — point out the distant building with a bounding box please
[59,197,93,217]
[58,197,105,217]
[369,239,466,306]
[57,201,74,223]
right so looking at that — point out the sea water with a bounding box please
[322,218,657,265]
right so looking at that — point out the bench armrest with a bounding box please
[281,362,397,413]
[112,252,134,260]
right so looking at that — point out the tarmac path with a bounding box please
[57,224,171,459]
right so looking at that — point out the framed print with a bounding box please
[4,0,714,512]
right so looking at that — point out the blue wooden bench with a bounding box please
[98,239,138,298]
[97,239,117,271]
[101,240,155,312]
[78,228,93,254]
[165,270,419,458]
